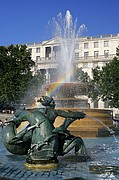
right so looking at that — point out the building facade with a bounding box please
[26,33,119,112]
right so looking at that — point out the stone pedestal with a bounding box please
[25,159,59,170]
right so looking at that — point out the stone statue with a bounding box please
[1,96,88,168]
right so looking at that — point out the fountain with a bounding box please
[40,10,118,137]
[0,11,119,179]
[42,83,116,138]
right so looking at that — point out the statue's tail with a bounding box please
[2,121,31,155]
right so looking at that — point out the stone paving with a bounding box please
[0,149,91,180]
[1,120,119,179]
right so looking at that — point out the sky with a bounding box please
[0,0,119,46]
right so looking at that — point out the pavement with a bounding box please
[0,113,119,179]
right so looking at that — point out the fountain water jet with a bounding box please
[41,11,119,137]
[86,114,119,142]
[52,10,86,82]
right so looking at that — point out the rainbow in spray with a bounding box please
[46,69,74,97]
[33,69,74,108]
[33,10,86,108]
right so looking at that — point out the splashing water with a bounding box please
[86,114,118,142]
[52,10,86,82]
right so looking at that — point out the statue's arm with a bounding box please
[11,111,35,125]
[56,109,85,119]
[11,114,28,125]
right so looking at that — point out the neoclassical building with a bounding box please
[26,33,119,112]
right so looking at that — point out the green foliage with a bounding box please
[89,46,119,108]
[21,70,46,106]
[0,44,35,107]
[88,66,102,100]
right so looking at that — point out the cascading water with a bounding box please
[86,114,118,142]
[52,10,86,82]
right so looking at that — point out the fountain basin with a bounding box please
[41,82,119,137]
[43,82,89,98]
[54,108,119,138]
[42,82,89,108]
[1,127,119,179]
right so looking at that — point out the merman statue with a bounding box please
[1,96,88,168]
[37,96,88,160]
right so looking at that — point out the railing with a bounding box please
[75,54,115,62]
[36,54,116,64]
[82,33,119,39]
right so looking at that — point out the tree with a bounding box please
[0,44,35,107]
[21,70,46,106]
[89,46,119,108]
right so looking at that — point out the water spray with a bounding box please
[86,114,118,142]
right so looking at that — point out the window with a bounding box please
[53,46,60,52]
[104,50,109,58]
[53,46,60,58]
[28,48,32,54]
[46,47,51,58]
[84,51,89,59]
[36,56,41,61]
[75,53,79,60]
[75,44,79,49]
[94,51,99,59]
[94,42,99,48]
[104,41,109,47]
[36,47,40,53]
[84,43,88,49]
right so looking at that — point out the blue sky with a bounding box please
[0,0,119,46]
